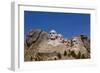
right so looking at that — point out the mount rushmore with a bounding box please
[24,29,90,61]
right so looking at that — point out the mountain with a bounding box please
[24,29,90,61]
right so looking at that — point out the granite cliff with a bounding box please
[24,29,90,61]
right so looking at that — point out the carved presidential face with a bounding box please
[57,34,64,43]
[63,39,71,46]
[72,37,81,45]
[72,39,77,45]
[49,30,57,40]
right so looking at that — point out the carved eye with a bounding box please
[52,33,55,34]
[73,40,76,42]
[64,41,67,43]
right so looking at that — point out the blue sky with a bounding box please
[24,11,90,39]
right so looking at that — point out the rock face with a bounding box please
[25,29,49,49]
[24,29,90,61]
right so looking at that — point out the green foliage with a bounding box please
[71,51,76,57]
[64,50,67,56]
[68,50,71,57]
[54,57,57,60]
[30,56,33,61]
[80,35,87,40]
[57,53,62,59]
[76,51,81,59]
[81,54,85,59]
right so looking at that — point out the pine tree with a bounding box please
[68,50,71,57]
[30,56,33,61]
[71,51,76,57]
[81,54,85,59]
[76,51,81,59]
[57,53,61,59]
[64,50,67,56]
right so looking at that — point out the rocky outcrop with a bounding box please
[70,35,90,58]
[25,29,49,49]
[24,29,90,61]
